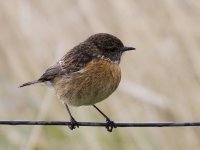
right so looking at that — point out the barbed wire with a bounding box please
[1,120,200,127]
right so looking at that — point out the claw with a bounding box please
[105,119,117,132]
[68,117,79,130]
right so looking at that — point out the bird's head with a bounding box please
[85,33,135,64]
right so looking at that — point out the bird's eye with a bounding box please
[109,48,115,52]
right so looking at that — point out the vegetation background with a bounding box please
[0,0,200,150]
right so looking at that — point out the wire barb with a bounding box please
[1,120,200,128]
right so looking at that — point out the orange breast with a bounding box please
[53,60,121,106]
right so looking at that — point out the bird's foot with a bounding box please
[68,117,79,130]
[105,118,117,132]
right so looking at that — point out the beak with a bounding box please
[121,46,136,52]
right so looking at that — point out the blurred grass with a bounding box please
[0,0,200,150]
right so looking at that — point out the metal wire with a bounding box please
[1,120,200,127]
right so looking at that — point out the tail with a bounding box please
[19,80,41,88]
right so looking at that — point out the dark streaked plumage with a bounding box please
[19,33,135,132]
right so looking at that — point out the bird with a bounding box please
[19,33,135,132]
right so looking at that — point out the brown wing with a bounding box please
[38,44,93,82]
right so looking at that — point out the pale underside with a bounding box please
[52,60,121,106]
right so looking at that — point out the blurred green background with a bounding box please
[0,0,200,150]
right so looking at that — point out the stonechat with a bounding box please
[19,33,135,132]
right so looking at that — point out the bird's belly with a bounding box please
[53,60,121,106]
[70,82,116,106]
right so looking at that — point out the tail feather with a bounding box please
[19,80,41,88]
